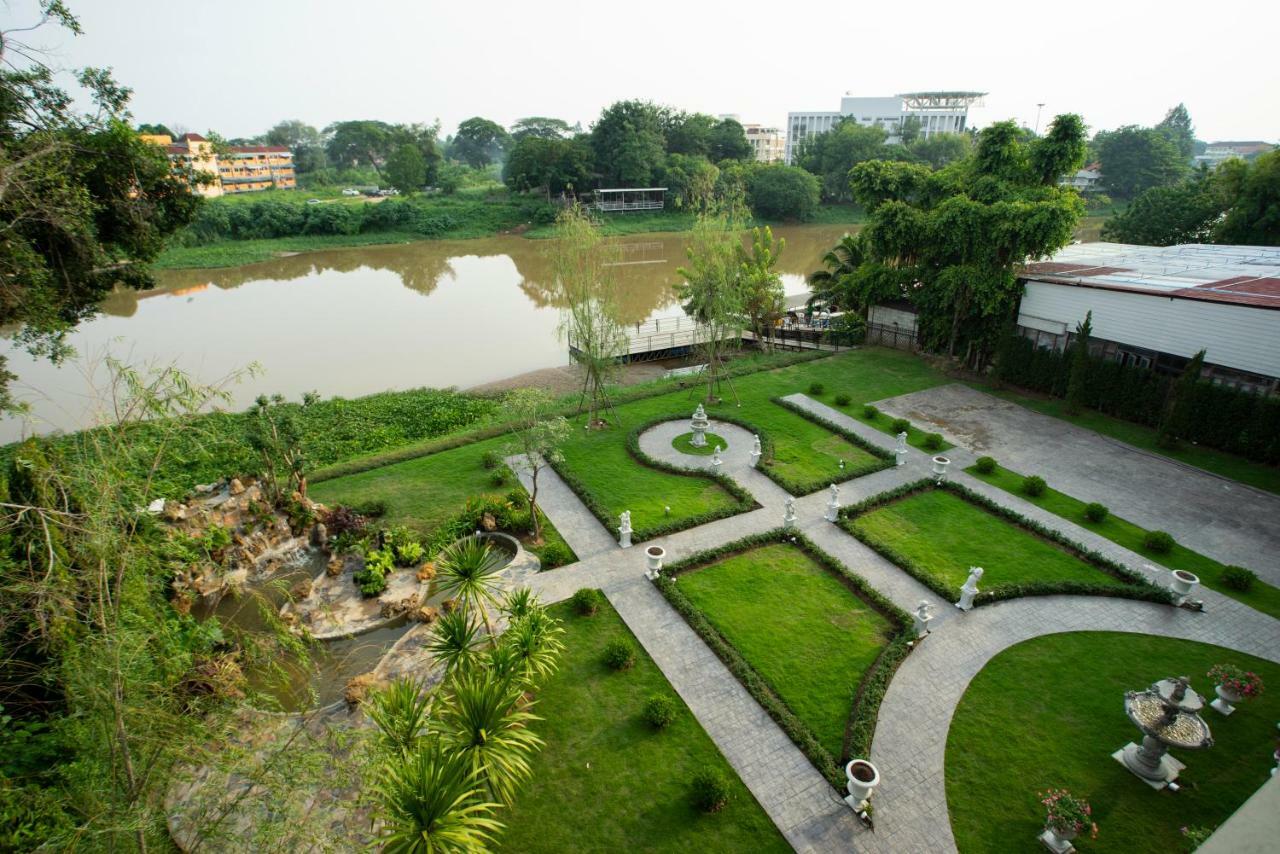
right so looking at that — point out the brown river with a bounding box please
[0,224,859,442]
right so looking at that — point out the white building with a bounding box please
[1016,242,1280,394]
[742,124,786,163]
[1193,141,1275,169]
[785,91,985,163]
[1060,167,1101,192]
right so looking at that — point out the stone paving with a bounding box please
[518,397,1280,853]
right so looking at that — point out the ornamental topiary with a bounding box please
[808,382,825,396]
[643,694,678,729]
[834,393,852,407]
[1084,502,1109,523]
[572,587,602,616]
[975,456,997,474]
[863,404,879,420]
[1022,475,1047,497]
[1143,530,1175,554]
[603,637,636,670]
[923,432,944,451]
[1221,565,1257,592]
[890,417,910,434]
[691,769,731,813]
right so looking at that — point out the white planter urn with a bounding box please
[645,545,666,578]
[1210,682,1244,716]
[1170,569,1199,602]
[1039,824,1079,854]
[843,759,880,810]
[931,455,951,482]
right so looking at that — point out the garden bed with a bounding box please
[655,531,912,788]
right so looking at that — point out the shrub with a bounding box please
[354,548,395,597]
[808,382,825,396]
[603,638,636,670]
[643,694,678,729]
[974,456,997,474]
[481,449,501,469]
[572,587,601,616]
[1221,565,1256,592]
[1021,475,1047,497]
[922,432,944,451]
[890,417,910,434]
[320,505,366,538]
[834,393,852,407]
[690,769,731,813]
[536,541,574,569]
[490,468,509,487]
[352,499,388,519]
[863,404,879,420]
[1143,530,1175,553]
[1084,502,1109,523]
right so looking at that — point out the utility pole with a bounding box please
[1034,103,1046,136]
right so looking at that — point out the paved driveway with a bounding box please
[874,383,1280,580]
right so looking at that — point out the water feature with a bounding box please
[0,224,858,442]
[1115,676,1214,789]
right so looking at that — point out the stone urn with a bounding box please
[843,759,880,809]
[1170,569,1199,600]
[931,455,951,481]
[1039,823,1078,854]
[646,545,666,574]
[1210,683,1244,716]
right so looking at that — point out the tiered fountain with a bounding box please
[690,404,710,448]
[1114,676,1214,789]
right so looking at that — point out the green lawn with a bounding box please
[672,431,727,456]
[848,403,954,452]
[501,598,788,853]
[973,384,1280,497]
[948,632,1280,853]
[966,463,1280,620]
[676,544,895,757]
[847,490,1129,596]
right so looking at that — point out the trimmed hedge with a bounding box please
[839,479,1176,608]
[767,396,895,495]
[654,529,913,789]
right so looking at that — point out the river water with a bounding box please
[0,224,858,442]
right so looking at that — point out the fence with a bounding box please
[865,323,918,351]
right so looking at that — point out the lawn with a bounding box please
[847,489,1130,597]
[947,632,1280,853]
[501,598,788,853]
[966,462,1280,620]
[676,543,895,758]
[672,431,726,456]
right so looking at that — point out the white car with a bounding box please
[306,198,322,205]
[341,188,360,197]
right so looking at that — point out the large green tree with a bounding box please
[746,164,820,220]
[502,135,593,196]
[1215,149,1280,245]
[264,119,326,172]
[510,116,572,140]
[1101,171,1226,245]
[590,100,668,187]
[795,119,897,201]
[665,112,717,157]
[709,118,752,162]
[1096,125,1187,198]
[324,120,441,183]
[385,143,428,194]
[1155,103,1196,162]
[909,133,972,169]
[451,117,512,168]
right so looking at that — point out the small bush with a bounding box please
[354,548,395,597]
[922,432,944,451]
[975,456,997,474]
[890,417,910,434]
[481,449,501,469]
[808,382,825,396]
[1022,475,1047,497]
[834,393,852,407]
[1221,565,1257,592]
[1144,530,1175,554]
[490,468,510,487]
[603,638,636,670]
[1084,502,1109,523]
[643,694,678,729]
[690,769,730,813]
[572,587,602,616]
[352,499,388,519]
[863,404,879,419]
[536,541,573,569]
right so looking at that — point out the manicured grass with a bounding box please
[948,632,1280,854]
[848,490,1129,596]
[677,544,895,757]
[851,406,954,452]
[973,384,1280,497]
[672,431,727,456]
[501,599,788,853]
[965,463,1280,619]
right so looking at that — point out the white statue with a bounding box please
[751,434,762,467]
[711,445,723,467]
[824,482,841,522]
[619,510,632,549]
[783,496,797,529]
[912,600,934,637]
[894,431,909,467]
[956,566,983,611]
[693,403,706,420]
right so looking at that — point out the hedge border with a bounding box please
[769,396,896,493]
[654,529,914,790]
[839,479,1176,607]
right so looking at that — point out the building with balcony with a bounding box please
[141,133,296,195]
[785,91,985,163]
[143,132,224,197]
[742,124,786,163]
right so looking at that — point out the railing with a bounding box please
[864,322,917,351]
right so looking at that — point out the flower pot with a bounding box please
[1211,682,1244,715]
[931,456,951,478]
[844,759,880,806]
[1049,825,1079,842]
[1170,569,1199,597]
[645,546,665,573]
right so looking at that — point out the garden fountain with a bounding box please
[1114,676,1213,789]
[690,404,710,448]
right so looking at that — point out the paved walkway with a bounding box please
[875,383,1280,579]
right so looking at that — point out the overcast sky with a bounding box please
[15,0,1280,143]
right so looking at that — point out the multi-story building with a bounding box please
[1060,165,1102,192]
[742,123,786,163]
[141,133,296,196]
[1194,141,1276,169]
[785,91,985,163]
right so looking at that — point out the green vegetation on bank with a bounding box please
[965,461,1280,618]
[500,598,789,853]
[947,632,1280,854]
[153,230,427,269]
[677,544,895,757]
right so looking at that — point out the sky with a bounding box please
[10,0,1280,143]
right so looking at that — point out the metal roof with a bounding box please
[1021,243,1280,311]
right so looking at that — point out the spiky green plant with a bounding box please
[427,609,485,678]
[368,677,434,759]
[435,537,506,642]
[439,668,543,805]
[370,744,504,853]
[500,587,537,621]
[496,609,565,686]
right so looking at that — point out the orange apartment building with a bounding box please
[141,132,296,196]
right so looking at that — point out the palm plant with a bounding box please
[439,668,543,805]
[370,743,504,854]
[494,609,565,687]
[368,677,434,759]
[807,232,867,312]
[427,609,486,678]
[500,587,537,621]
[435,536,506,642]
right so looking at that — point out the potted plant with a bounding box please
[844,759,880,809]
[1207,664,1264,715]
[1039,789,1097,851]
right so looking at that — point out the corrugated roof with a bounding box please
[1021,243,1280,310]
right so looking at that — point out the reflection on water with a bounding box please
[0,224,859,441]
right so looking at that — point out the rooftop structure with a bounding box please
[785,90,985,163]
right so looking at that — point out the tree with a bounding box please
[1215,149,1280,245]
[1156,103,1195,162]
[909,133,971,169]
[590,100,668,186]
[385,143,428,194]
[324,119,393,173]
[0,6,204,409]
[795,119,895,201]
[665,112,717,157]
[436,536,507,641]
[709,118,753,162]
[1101,174,1225,245]
[745,164,820,220]
[1065,311,1092,415]
[1096,125,1187,198]
[899,115,922,145]
[677,211,746,402]
[738,226,786,348]
[264,119,326,172]
[503,135,593,196]
[503,388,570,543]
[661,153,719,210]
[137,121,174,137]
[848,160,932,211]
[451,117,511,168]
[1157,349,1206,448]
[808,232,866,302]
[370,741,504,853]
[246,392,316,501]
[510,116,572,140]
